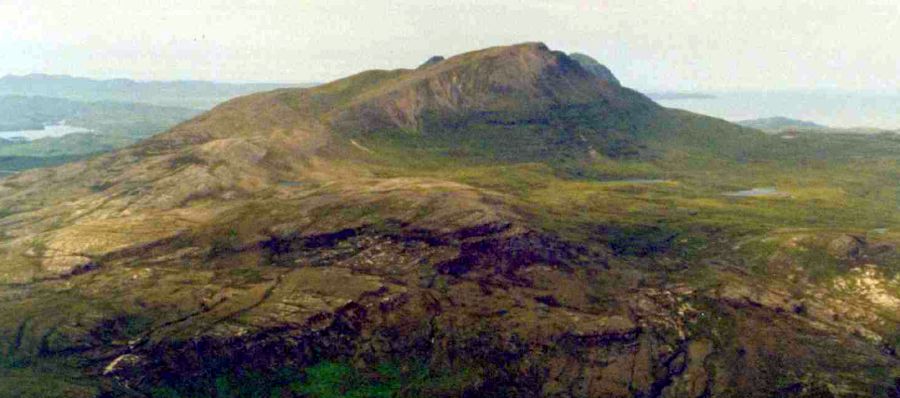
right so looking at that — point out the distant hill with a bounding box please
[738,116,895,135]
[0,96,82,131]
[0,95,199,170]
[647,91,717,100]
[0,74,315,109]
[738,116,827,131]
[0,95,197,133]
[0,74,313,171]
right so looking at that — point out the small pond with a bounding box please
[723,187,782,197]
[0,121,93,140]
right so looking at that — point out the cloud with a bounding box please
[1,0,897,90]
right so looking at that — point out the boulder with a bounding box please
[827,234,865,259]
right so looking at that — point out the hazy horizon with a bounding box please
[3,72,899,97]
[3,0,899,93]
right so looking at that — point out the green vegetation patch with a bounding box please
[149,360,478,398]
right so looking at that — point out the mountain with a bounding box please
[0,43,897,397]
[738,116,828,132]
[0,74,314,109]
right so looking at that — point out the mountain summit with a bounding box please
[148,42,673,169]
[0,43,896,397]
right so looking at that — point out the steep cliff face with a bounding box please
[0,43,896,397]
[329,44,627,130]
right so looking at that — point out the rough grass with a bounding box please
[348,119,900,300]
[145,359,479,398]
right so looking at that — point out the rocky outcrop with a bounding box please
[62,219,891,397]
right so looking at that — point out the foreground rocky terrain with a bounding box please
[0,43,896,397]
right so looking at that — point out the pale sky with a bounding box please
[2,0,898,91]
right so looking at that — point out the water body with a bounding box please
[0,121,93,140]
[657,91,900,130]
[615,179,670,184]
[723,187,782,197]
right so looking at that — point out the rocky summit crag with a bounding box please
[0,43,897,397]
